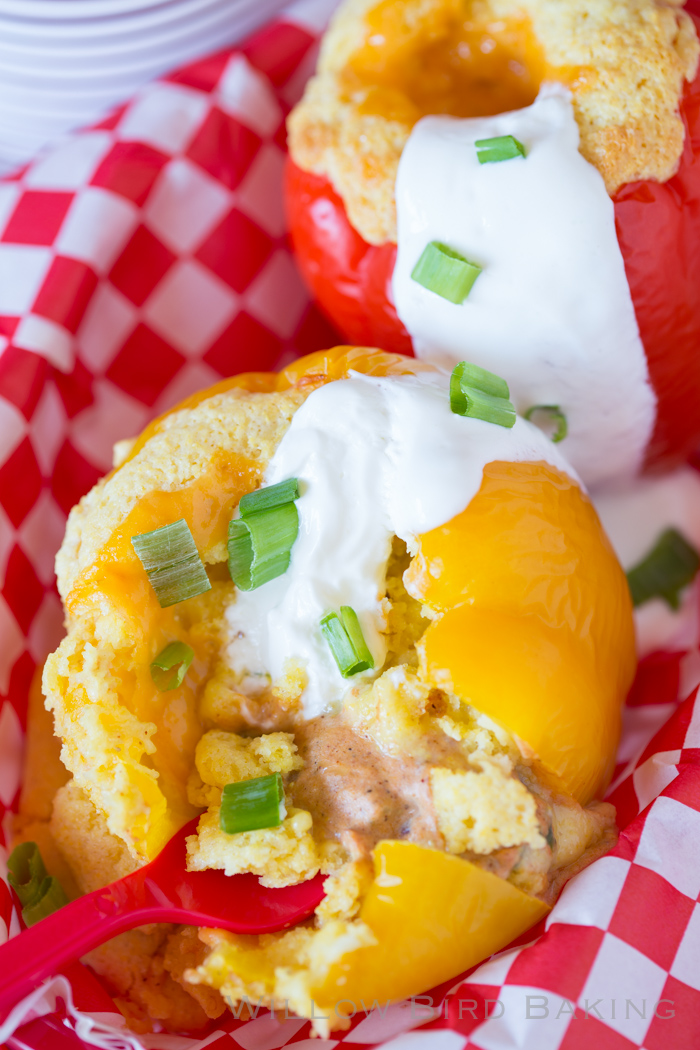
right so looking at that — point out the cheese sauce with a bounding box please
[226,369,578,718]
[391,84,656,489]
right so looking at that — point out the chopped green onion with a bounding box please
[22,878,69,927]
[229,479,301,591]
[8,842,68,927]
[220,772,286,834]
[132,519,211,608]
[321,606,374,677]
[449,361,516,428]
[229,502,299,591]
[627,528,700,610]
[239,478,300,517]
[476,134,526,163]
[524,404,568,443]
[150,641,194,691]
[411,242,482,304]
[452,361,510,401]
[8,841,47,908]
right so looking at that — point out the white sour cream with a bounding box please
[392,84,656,490]
[226,369,578,719]
[594,468,700,657]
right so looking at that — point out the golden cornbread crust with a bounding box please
[288,0,700,245]
[56,387,307,603]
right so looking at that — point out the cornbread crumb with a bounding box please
[431,760,546,855]
[289,0,700,244]
[186,807,323,887]
[87,925,225,1034]
[188,919,377,1039]
[272,658,308,706]
[316,857,374,923]
[192,729,302,792]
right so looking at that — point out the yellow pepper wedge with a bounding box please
[406,460,637,803]
[316,841,548,1013]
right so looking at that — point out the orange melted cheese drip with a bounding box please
[342,0,587,125]
[346,1,546,122]
[66,456,260,855]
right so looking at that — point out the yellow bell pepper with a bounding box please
[317,842,548,1013]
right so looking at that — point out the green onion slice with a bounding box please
[450,361,516,428]
[524,404,568,443]
[150,641,194,691]
[411,242,482,304]
[229,502,299,591]
[452,361,510,401]
[132,519,211,608]
[476,134,526,163]
[321,606,375,678]
[8,842,68,926]
[627,528,700,610]
[229,479,301,591]
[239,478,300,517]
[220,772,286,834]
[22,877,69,927]
[8,841,47,908]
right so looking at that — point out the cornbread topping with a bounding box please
[289,0,699,245]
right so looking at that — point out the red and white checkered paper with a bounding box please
[1,2,700,1047]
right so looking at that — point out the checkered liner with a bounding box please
[1,2,700,1048]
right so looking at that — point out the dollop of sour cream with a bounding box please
[226,370,578,719]
[391,83,656,490]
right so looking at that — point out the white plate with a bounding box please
[0,0,273,41]
[0,0,290,170]
[0,5,272,87]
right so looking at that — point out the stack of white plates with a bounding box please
[0,0,292,174]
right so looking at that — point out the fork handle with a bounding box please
[0,884,183,1023]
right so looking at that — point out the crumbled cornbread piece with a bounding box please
[431,759,547,855]
[186,807,323,887]
[289,0,699,244]
[87,925,225,1034]
[187,728,303,806]
[272,658,308,707]
[316,857,374,924]
[188,919,377,1039]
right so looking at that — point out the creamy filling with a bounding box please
[593,467,700,656]
[391,83,656,490]
[225,369,577,718]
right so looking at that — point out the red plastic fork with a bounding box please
[0,816,325,1021]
